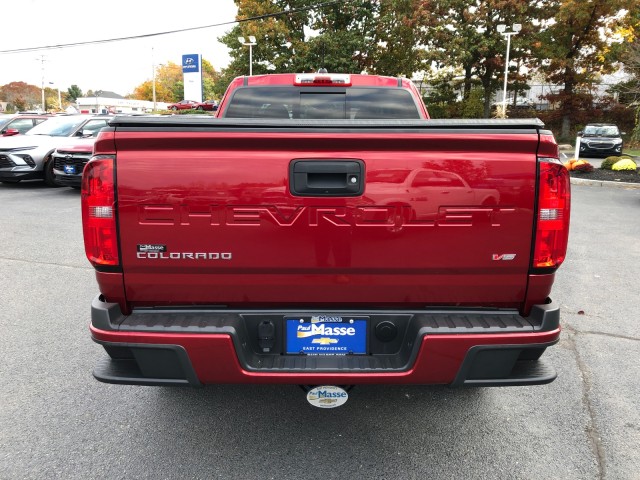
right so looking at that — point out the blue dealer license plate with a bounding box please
[64,165,76,174]
[285,316,367,355]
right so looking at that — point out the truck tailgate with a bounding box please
[114,123,539,308]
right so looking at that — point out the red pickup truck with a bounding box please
[83,73,570,406]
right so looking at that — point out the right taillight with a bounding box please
[81,155,119,267]
[532,158,571,271]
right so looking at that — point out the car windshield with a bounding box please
[583,125,619,136]
[25,116,88,137]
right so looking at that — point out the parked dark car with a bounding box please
[167,100,199,111]
[0,114,50,136]
[578,123,624,157]
[51,137,95,188]
[194,100,218,111]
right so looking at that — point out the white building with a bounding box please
[76,91,168,114]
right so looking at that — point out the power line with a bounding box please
[0,1,340,55]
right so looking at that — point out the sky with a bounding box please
[0,0,239,96]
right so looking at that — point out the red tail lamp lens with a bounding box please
[81,156,119,267]
[533,159,571,269]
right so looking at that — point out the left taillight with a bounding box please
[532,158,571,271]
[81,155,119,267]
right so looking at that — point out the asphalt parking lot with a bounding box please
[1,180,639,480]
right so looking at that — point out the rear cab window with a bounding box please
[222,87,422,120]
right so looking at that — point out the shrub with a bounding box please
[611,159,638,171]
[564,159,592,171]
[572,162,594,173]
[601,156,629,170]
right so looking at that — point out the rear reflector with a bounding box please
[82,156,119,267]
[532,158,571,270]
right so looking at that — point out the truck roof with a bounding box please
[232,72,415,89]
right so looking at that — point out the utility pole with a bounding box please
[38,55,47,111]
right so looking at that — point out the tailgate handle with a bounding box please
[290,160,364,197]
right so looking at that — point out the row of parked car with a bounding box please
[0,100,219,188]
[167,99,218,111]
[0,113,112,188]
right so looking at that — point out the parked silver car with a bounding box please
[0,114,112,186]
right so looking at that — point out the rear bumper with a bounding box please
[90,295,561,387]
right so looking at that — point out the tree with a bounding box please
[67,85,83,102]
[218,0,310,81]
[371,0,428,77]
[129,60,223,105]
[292,0,378,73]
[534,0,636,140]
[0,81,41,111]
[202,59,222,100]
[613,10,640,144]
[420,0,545,118]
[423,71,464,118]
[218,0,378,79]
[44,86,63,110]
[130,62,182,103]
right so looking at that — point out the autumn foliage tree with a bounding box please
[130,59,222,104]
[533,0,637,140]
[0,82,41,111]
[131,62,182,103]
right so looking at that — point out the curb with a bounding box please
[570,177,640,189]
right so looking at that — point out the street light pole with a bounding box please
[49,82,62,110]
[497,23,522,117]
[152,47,157,111]
[95,90,102,114]
[237,36,257,76]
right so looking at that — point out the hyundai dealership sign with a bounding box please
[182,54,200,73]
[181,54,203,103]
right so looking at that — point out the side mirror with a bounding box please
[621,132,626,136]
[577,131,583,136]
[2,128,20,136]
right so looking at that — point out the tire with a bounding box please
[44,158,61,187]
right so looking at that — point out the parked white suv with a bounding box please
[0,114,112,186]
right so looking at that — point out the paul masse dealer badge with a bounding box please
[306,386,349,408]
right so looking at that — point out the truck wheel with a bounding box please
[44,158,61,187]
